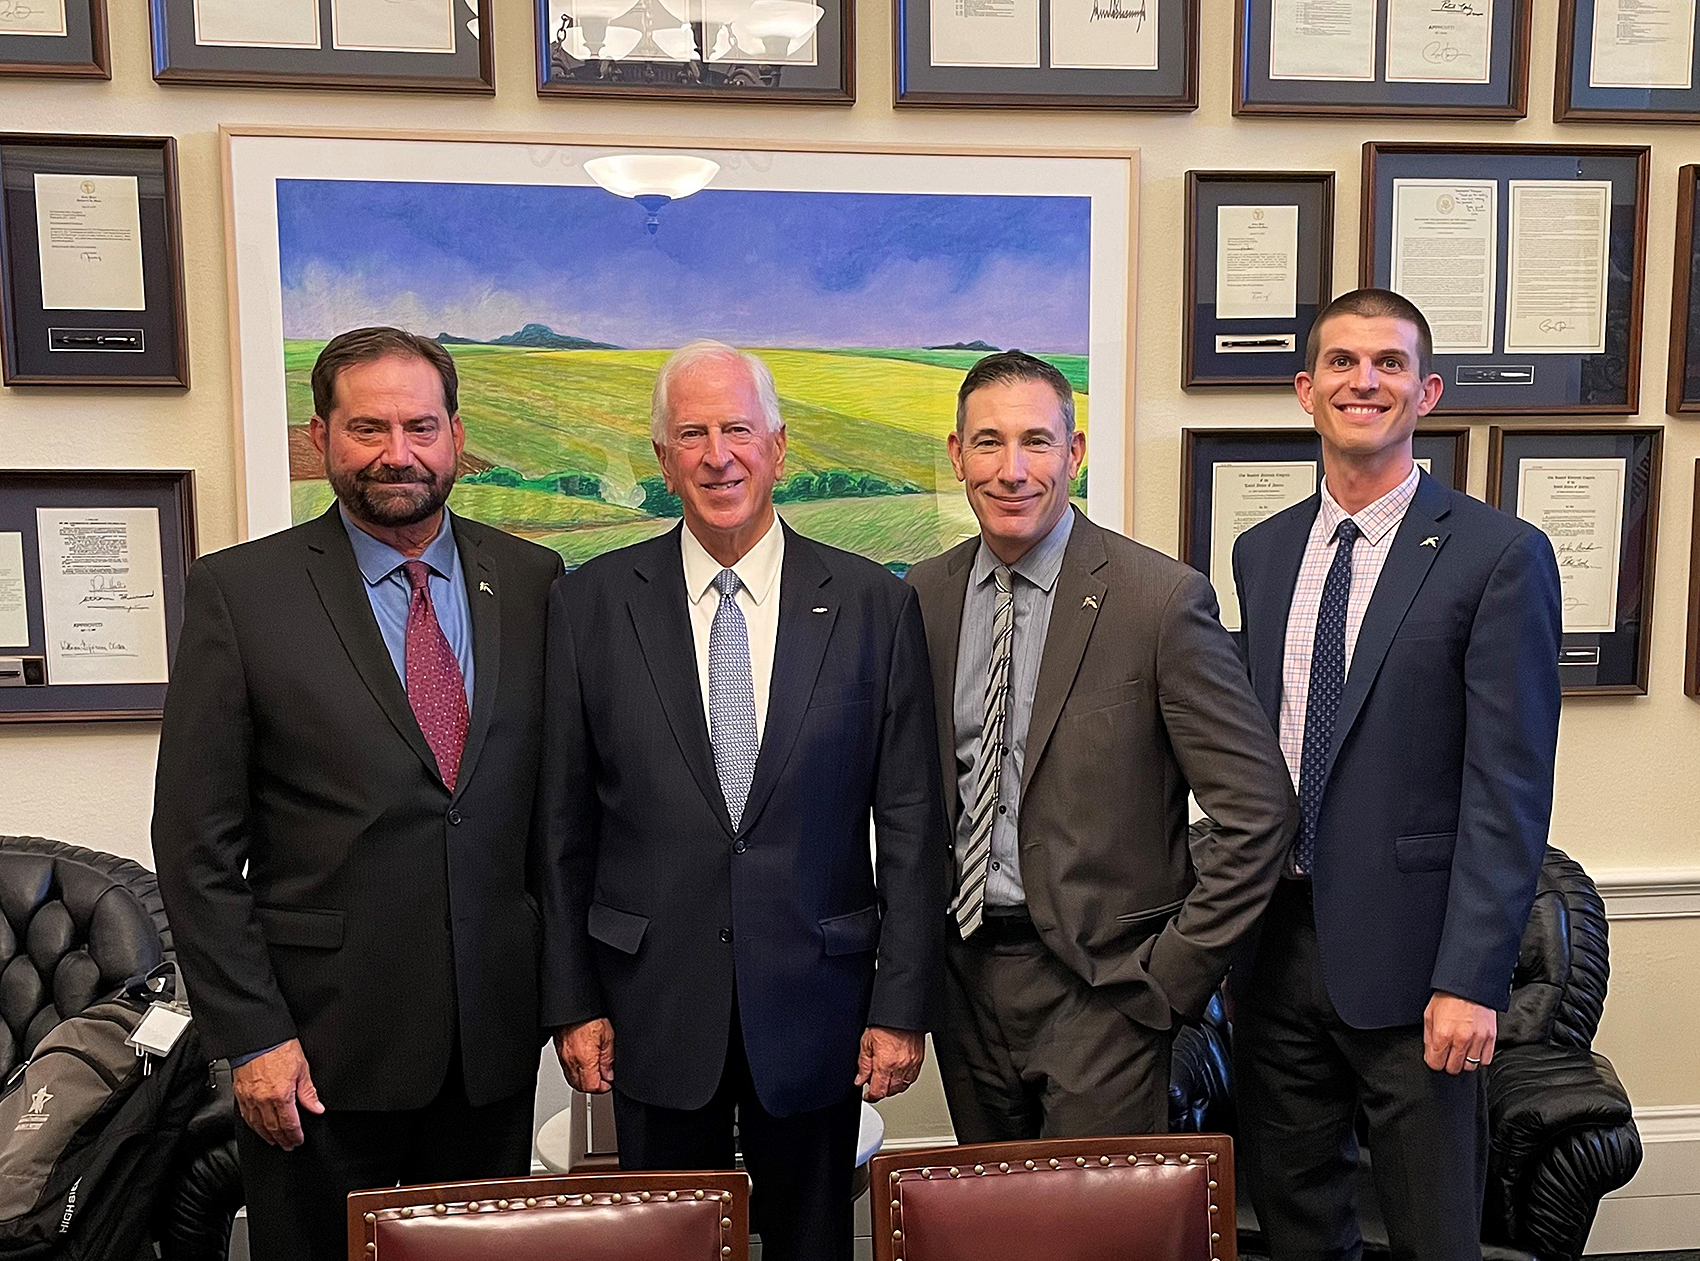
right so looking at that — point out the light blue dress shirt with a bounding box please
[339,507,475,708]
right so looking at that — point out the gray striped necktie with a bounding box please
[954,564,1014,939]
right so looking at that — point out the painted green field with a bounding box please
[284,342,1087,567]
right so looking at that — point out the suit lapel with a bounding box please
[1324,473,1452,775]
[449,518,501,801]
[300,508,440,779]
[738,525,836,836]
[627,526,734,837]
[921,538,977,835]
[1249,496,1320,729]
[1021,512,1108,796]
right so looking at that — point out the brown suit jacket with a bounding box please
[906,509,1297,1027]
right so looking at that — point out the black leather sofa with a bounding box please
[1168,841,1644,1261]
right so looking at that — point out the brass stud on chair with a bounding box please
[1048,1158,1060,1169]
[1208,1180,1218,1190]
[365,1246,375,1256]
[1127,1155,1137,1164]
[497,1199,509,1209]
[948,1167,960,1178]
[1211,1232,1220,1242]
[434,1204,447,1215]
[364,1213,375,1223]
[399,1208,412,1219]
[1154,1154,1165,1164]
[721,1248,732,1258]
[998,1162,1010,1172]
[973,1164,984,1175]
[1099,1156,1111,1166]
[1024,1160,1036,1170]
[1075,1157,1087,1166]
[640,1191,652,1202]
[893,1230,904,1241]
[526,1197,537,1207]
[1180,1153,1193,1164]
[1206,1153,1218,1164]
[1208,1203,1220,1214]
[721,1191,733,1203]
[582,1195,594,1206]
[668,1191,679,1201]
[468,1201,480,1211]
[556,1195,568,1206]
[891,1199,901,1210]
[695,1190,705,1200]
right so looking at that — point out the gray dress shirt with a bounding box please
[952,509,1074,909]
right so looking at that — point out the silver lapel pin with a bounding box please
[1420,536,1440,549]
[811,606,828,614]
[1082,594,1099,609]
[479,581,495,595]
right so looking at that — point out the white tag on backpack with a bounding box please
[127,1005,191,1058]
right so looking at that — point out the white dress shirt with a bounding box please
[1277,464,1420,792]
[681,514,785,744]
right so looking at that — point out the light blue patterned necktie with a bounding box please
[709,567,759,830]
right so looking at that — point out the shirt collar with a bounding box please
[971,506,1075,593]
[1317,465,1420,547]
[339,505,459,587]
[681,513,785,606]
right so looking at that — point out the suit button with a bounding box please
[990,861,1000,871]
[447,808,462,825]
[719,928,733,943]
[733,839,747,854]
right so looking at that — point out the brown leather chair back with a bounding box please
[346,1170,750,1261]
[869,1134,1234,1261]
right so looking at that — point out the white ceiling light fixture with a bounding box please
[731,0,823,57]
[584,154,721,234]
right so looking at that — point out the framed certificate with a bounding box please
[1487,425,1662,696]
[537,0,853,100]
[1557,0,1700,121]
[0,134,189,388]
[1667,165,1700,413]
[0,0,108,78]
[1184,171,1334,388]
[149,0,494,91]
[1180,426,1469,630]
[1235,0,1532,117]
[0,470,196,723]
[893,0,1197,108]
[1686,460,1700,696]
[1361,143,1649,416]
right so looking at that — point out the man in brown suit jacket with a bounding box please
[906,351,1297,1139]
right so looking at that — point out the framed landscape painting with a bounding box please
[221,128,1137,571]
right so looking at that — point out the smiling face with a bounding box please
[948,378,1085,565]
[653,354,786,567]
[1296,312,1443,471]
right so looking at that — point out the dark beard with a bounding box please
[330,462,455,528]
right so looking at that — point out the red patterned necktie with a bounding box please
[402,560,469,790]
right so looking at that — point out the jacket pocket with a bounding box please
[255,906,345,950]
[820,906,880,956]
[587,902,649,955]
[1112,895,1186,936]
[1394,832,1457,873]
[1064,678,1144,718]
[808,678,878,709]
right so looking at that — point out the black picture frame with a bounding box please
[150,0,495,92]
[0,470,196,723]
[1361,142,1650,417]
[1184,170,1334,389]
[1235,0,1531,118]
[1667,165,1700,414]
[0,134,189,388]
[537,0,853,101]
[1556,0,1700,122]
[1487,425,1662,696]
[0,0,108,78]
[1180,426,1469,629]
[893,0,1197,109]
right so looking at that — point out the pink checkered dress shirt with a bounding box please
[1277,464,1421,793]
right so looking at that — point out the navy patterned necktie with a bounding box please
[708,568,759,831]
[1295,518,1361,875]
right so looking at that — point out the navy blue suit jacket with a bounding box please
[537,522,948,1117]
[1232,471,1562,1028]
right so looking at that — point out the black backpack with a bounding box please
[0,973,209,1259]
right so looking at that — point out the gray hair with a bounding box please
[650,340,783,445]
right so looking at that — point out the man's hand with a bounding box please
[555,1018,615,1093]
[856,1027,925,1102]
[232,1039,324,1150]
[1423,991,1496,1075]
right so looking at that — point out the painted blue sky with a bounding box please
[276,180,1090,352]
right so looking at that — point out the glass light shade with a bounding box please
[562,24,642,57]
[584,154,721,201]
[560,0,640,20]
[732,0,822,40]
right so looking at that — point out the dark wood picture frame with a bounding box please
[537,0,854,102]
[1183,170,1334,389]
[0,469,197,723]
[0,133,189,388]
[1668,165,1700,414]
[892,0,1198,109]
[1234,0,1532,118]
[1556,0,1700,122]
[0,0,109,78]
[1360,142,1650,417]
[1486,425,1662,696]
[1687,460,1700,696]
[149,0,495,92]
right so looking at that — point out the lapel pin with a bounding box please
[479,581,494,595]
[1420,536,1439,549]
[812,606,828,614]
[1082,594,1099,609]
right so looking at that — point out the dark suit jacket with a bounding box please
[152,507,563,1110]
[1232,472,1563,1028]
[906,510,1297,1029]
[538,522,948,1118]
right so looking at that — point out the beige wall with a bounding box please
[1,0,1696,1139]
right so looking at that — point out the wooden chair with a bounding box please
[870,1133,1234,1261]
[346,1170,749,1261]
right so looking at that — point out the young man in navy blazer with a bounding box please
[1231,289,1563,1259]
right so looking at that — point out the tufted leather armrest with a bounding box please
[870,1134,1235,1261]
[346,1170,750,1261]
[1482,1043,1642,1261]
